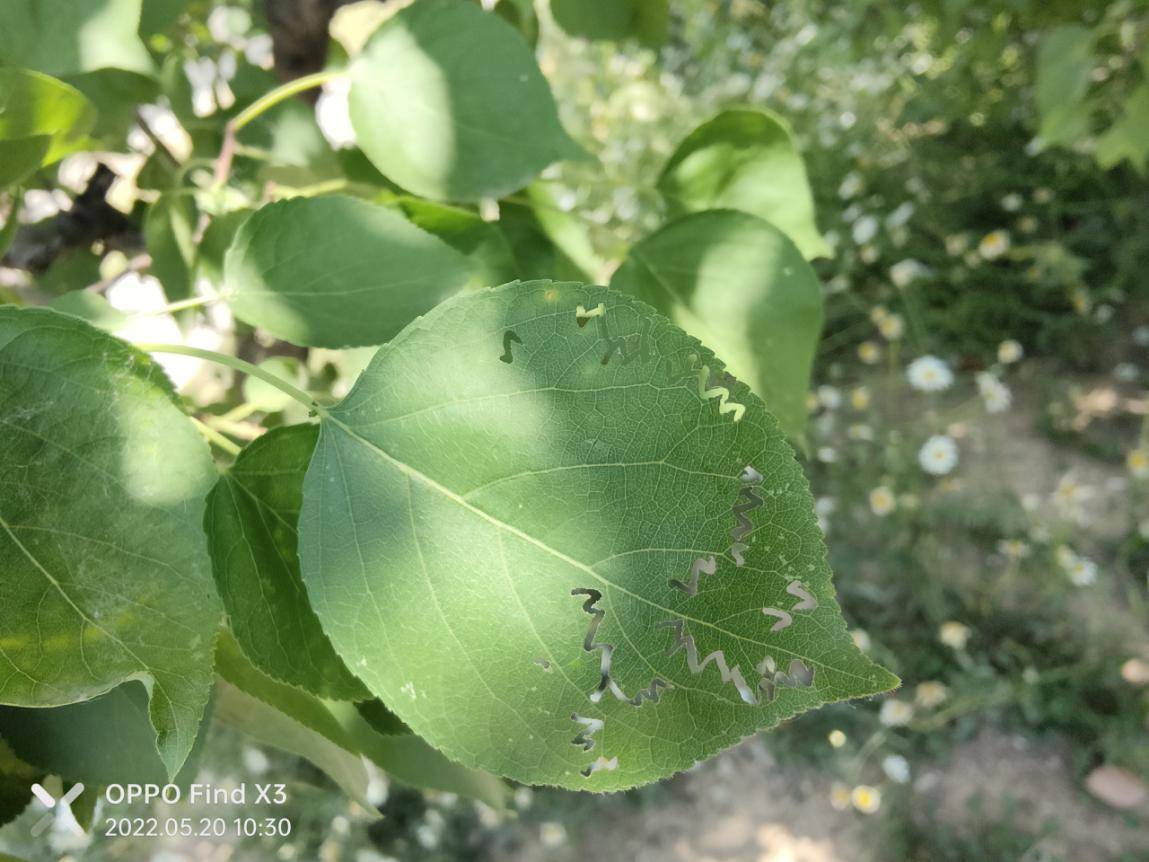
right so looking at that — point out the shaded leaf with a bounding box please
[205,425,369,700]
[223,195,473,347]
[0,739,40,828]
[0,307,220,778]
[348,0,582,201]
[0,0,154,78]
[550,0,668,46]
[611,210,823,442]
[0,681,208,786]
[144,192,198,304]
[298,280,895,791]
[658,109,830,260]
[397,198,519,289]
[214,633,374,810]
[327,701,509,809]
[47,291,130,333]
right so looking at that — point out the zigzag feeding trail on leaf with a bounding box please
[762,580,820,632]
[673,465,764,595]
[689,362,745,422]
[658,618,758,705]
[571,588,671,706]
[499,330,522,363]
[570,714,603,750]
[757,656,816,703]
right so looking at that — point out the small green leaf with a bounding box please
[144,192,198,304]
[1035,25,1094,147]
[348,0,582,201]
[515,182,604,282]
[550,0,669,46]
[0,681,209,786]
[205,425,369,700]
[299,280,895,792]
[223,195,473,348]
[48,291,130,333]
[611,210,823,441]
[214,633,374,810]
[397,198,519,289]
[1095,84,1149,173]
[0,69,97,186]
[0,307,221,779]
[0,0,155,77]
[658,109,830,260]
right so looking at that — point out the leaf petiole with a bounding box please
[135,343,324,415]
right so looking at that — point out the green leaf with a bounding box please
[515,182,604,282]
[205,425,369,700]
[0,199,20,260]
[610,210,822,442]
[1035,25,1094,147]
[499,200,591,282]
[0,0,155,78]
[1094,84,1149,173]
[0,69,97,187]
[348,0,582,201]
[658,109,831,260]
[550,0,669,46]
[213,633,374,810]
[326,701,509,808]
[65,69,160,149]
[47,291,130,333]
[397,198,519,289]
[0,307,221,778]
[223,195,473,347]
[0,681,208,786]
[144,192,198,304]
[298,280,895,791]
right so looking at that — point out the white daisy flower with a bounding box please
[919,435,959,475]
[869,486,897,516]
[879,699,913,727]
[907,356,953,392]
[976,372,1012,413]
[997,339,1024,364]
[890,258,929,288]
[978,230,1011,260]
[882,754,911,783]
[817,385,843,410]
[852,214,879,244]
[939,621,971,649]
[1128,448,1149,479]
[838,172,864,199]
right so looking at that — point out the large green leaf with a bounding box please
[0,69,97,188]
[658,109,830,260]
[348,0,582,201]
[611,210,822,442]
[550,0,669,46]
[0,0,154,78]
[223,195,473,348]
[0,681,208,786]
[1035,25,1094,148]
[205,425,368,700]
[0,307,220,778]
[298,280,895,791]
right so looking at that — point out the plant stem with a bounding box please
[214,69,345,187]
[136,343,323,414]
[190,415,242,456]
[133,293,219,316]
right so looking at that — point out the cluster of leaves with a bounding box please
[0,0,897,832]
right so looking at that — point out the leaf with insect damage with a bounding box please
[299,280,896,791]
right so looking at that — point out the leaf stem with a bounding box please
[133,293,219,317]
[214,69,346,187]
[190,416,243,456]
[136,343,324,414]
